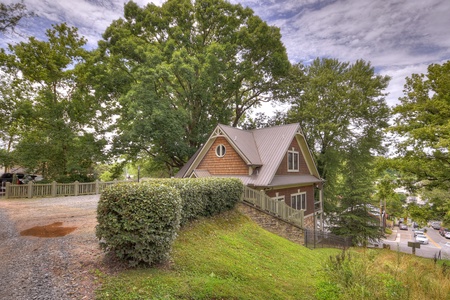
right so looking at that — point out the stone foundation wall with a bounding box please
[237,203,304,245]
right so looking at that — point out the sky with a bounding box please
[1,0,449,108]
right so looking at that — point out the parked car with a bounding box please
[399,224,408,230]
[445,232,450,239]
[415,234,429,245]
[0,173,25,184]
[431,222,441,230]
[1,173,39,194]
[413,229,425,236]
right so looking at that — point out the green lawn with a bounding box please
[96,208,340,299]
[95,208,450,300]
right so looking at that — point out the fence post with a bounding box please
[5,182,10,199]
[51,181,57,197]
[260,190,266,210]
[27,181,33,198]
[74,181,79,196]
[95,180,100,195]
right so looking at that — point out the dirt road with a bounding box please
[0,195,117,300]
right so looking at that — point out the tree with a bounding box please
[286,58,391,242]
[390,60,450,190]
[0,1,34,33]
[96,0,290,174]
[287,58,391,205]
[0,23,107,180]
[330,146,384,245]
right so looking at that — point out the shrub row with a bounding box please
[96,177,244,266]
[145,177,244,225]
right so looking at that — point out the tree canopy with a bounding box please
[286,58,391,243]
[390,60,450,190]
[287,58,391,199]
[95,0,290,174]
[0,23,106,180]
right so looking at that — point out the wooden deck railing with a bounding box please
[2,180,127,199]
[242,186,304,228]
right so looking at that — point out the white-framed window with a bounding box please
[215,144,226,157]
[291,192,306,210]
[287,148,299,172]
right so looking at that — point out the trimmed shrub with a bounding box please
[144,177,244,224]
[198,177,244,217]
[96,182,182,266]
[142,178,207,225]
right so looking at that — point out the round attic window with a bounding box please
[215,144,226,157]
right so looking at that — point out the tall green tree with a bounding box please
[287,58,391,205]
[390,60,450,190]
[96,0,290,174]
[287,58,391,242]
[0,23,106,180]
[330,145,384,245]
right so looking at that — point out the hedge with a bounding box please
[96,177,244,266]
[143,177,244,224]
[96,182,182,266]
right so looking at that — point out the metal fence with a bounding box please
[304,229,352,249]
[2,180,127,199]
[242,186,304,228]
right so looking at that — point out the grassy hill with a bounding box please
[96,208,450,300]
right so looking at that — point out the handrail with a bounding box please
[241,186,304,228]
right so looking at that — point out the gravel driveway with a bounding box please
[0,195,119,300]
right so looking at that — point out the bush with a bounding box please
[96,182,182,266]
[199,177,243,216]
[144,177,244,224]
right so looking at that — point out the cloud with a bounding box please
[2,0,449,109]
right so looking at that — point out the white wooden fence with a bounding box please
[241,186,304,228]
[2,180,127,199]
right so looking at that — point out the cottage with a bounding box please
[175,123,324,230]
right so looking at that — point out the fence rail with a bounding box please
[242,186,304,228]
[2,180,127,199]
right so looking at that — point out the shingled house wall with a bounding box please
[197,137,248,175]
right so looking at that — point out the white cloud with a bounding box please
[2,0,449,110]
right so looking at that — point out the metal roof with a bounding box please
[218,124,262,166]
[250,123,301,186]
[175,123,322,187]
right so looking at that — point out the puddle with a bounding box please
[20,222,77,238]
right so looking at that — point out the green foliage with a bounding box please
[421,188,450,225]
[96,178,243,266]
[96,210,450,299]
[97,208,340,299]
[286,58,391,242]
[287,58,391,203]
[321,249,450,300]
[96,0,290,173]
[390,60,450,190]
[96,182,182,266]
[144,178,244,225]
[0,1,33,33]
[0,23,107,180]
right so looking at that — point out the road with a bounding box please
[382,225,450,259]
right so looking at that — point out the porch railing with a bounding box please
[2,180,127,199]
[242,186,304,228]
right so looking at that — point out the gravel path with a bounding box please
[0,195,119,300]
